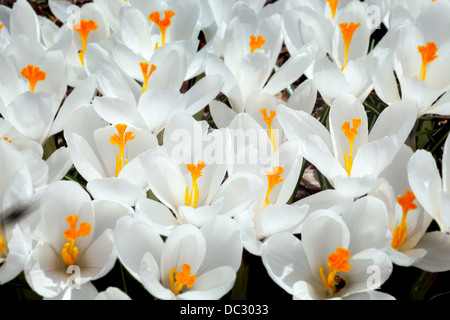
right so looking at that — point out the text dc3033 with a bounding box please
[179,304,269,317]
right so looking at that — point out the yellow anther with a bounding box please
[21,65,46,92]
[262,166,284,210]
[73,20,98,66]
[249,35,266,53]
[391,190,417,249]
[169,263,197,295]
[339,22,361,71]
[319,247,351,292]
[325,0,339,19]
[185,161,206,209]
[139,62,157,93]
[0,233,6,256]
[109,124,136,177]
[418,42,438,81]
[341,118,362,177]
[148,10,175,49]
[260,108,277,152]
[0,24,4,39]
[61,215,91,266]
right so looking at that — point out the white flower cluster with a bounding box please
[0,0,450,301]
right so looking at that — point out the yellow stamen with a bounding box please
[262,166,284,210]
[391,190,417,249]
[185,161,206,209]
[73,20,98,66]
[61,215,91,266]
[148,10,175,49]
[169,263,197,295]
[3,137,12,144]
[0,233,7,255]
[260,108,277,152]
[339,22,361,71]
[319,247,351,292]
[341,118,362,177]
[0,24,4,39]
[21,65,46,92]
[109,124,136,177]
[418,42,438,81]
[249,35,265,53]
[139,62,157,93]
[325,0,339,19]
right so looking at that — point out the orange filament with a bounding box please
[341,118,362,177]
[325,0,339,19]
[185,161,206,209]
[148,10,175,49]
[0,233,6,255]
[249,35,266,53]
[139,62,157,93]
[0,24,4,39]
[109,124,136,177]
[73,20,98,66]
[418,42,438,81]
[262,166,284,210]
[391,190,417,249]
[3,137,12,143]
[61,215,91,266]
[260,108,277,152]
[339,22,361,71]
[319,247,351,292]
[169,263,197,295]
[21,65,46,92]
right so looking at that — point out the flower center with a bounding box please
[391,190,417,250]
[339,22,361,71]
[109,124,136,177]
[341,118,362,177]
[260,108,277,152]
[418,42,438,81]
[319,247,351,293]
[169,263,197,295]
[0,24,4,39]
[73,20,98,66]
[249,35,265,53]
[139,62,157,93]
[148,10,175,49]
[262,166,284,210]
[325,0,339,19]
[185,161,206,209]
[61,215,91,266]
[21,65,46,92]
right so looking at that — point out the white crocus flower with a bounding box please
[373,1,450,116]
[141,112,263,231]
[408,135,450,236]
[114,214,242,300]
[24,181,132,299]
[261,207,394,300]
[278,93,417,198]
[64,105,158,206]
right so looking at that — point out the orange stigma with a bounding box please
[341,118,362,177]
[21,65,46,92]
[109,124,136,177]
[169,264,197,295]
[339,22,361,71]
[262,166,284,210]
[139,62,157,93]
[61,215,91,266]
[73,20,98,66]
[391,190,417,249]
[319,247,351,292]
[418,42,438,81]
[148,10,175,49]
[325,0,339,19]
[249,35,266,53]
[260,108,277,152]
[185,161,206,209]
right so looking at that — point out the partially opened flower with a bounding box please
[278,93,417,198]
[114,215,242,300]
